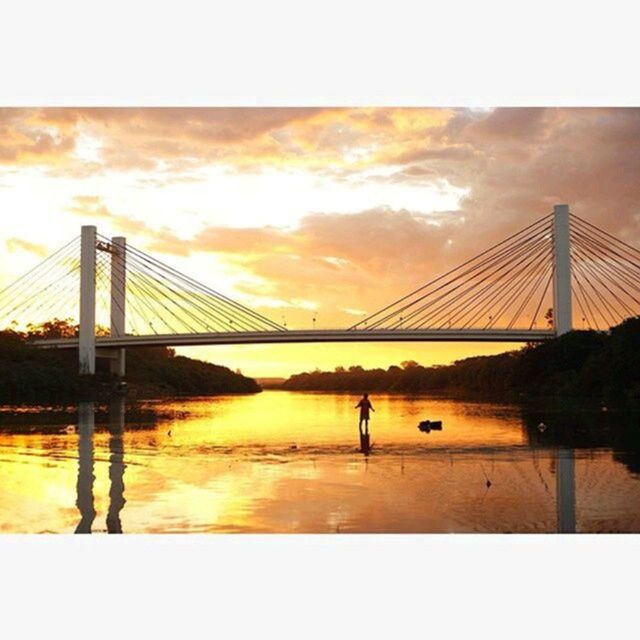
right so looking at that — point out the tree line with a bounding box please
[282,317,640,405]
[0,319,260,404]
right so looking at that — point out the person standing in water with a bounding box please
[356,393,374,455]
[356,393,374,433]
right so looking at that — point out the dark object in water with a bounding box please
[418,420,443,432]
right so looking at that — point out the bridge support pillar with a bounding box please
[110,236,127,377]
[552,204,573,335]
[79,226,97,375]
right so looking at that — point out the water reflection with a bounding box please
[358,419,372,456]
[1,391,639,533]
[74,398,127,534]
[106,398,126,534]
[63,394,640,533]
[555,449,576,533]
[524,408,640,456]
[359,430,371,456]
[75,402,96,534]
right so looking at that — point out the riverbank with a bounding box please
[282,318,640,406]
[0,326,260,405]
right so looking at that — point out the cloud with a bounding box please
[2,106,639,241]
[0,107,453,177]
[446,108,640,241]
[3,107,640,330]
[462,107,551,142]
[68,195,151,235]
[391,145,477,165]
[140,206,474,328]
[0,108,75,165]
[67,195,188,253]
[5,237,48,257]
[156,206,467,272]
[0,108,336,174]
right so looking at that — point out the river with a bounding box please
[1,390,639,533]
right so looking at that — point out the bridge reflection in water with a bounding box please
[556,449,576,534]
[75,398,127,534]
[106,398,126,533]
[75,402,96,533]
[73,399,579,534]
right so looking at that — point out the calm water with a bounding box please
[0,391,639,533]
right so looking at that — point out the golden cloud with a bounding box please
[5,237,48,257]
[0,107,455,178]
[3,107,640,331]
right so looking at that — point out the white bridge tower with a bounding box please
[79,226,127,376]
[552,204,573,335]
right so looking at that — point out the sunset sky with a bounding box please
[1,107,639,376]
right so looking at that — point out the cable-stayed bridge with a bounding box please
[2,204,640,376]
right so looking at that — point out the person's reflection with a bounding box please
[358,421,372,456]
[75,402,96,534]
[555,448,576,533]
[359,430,371,455]
[107,397,126,534]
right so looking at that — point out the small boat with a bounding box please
[418,420,442,432]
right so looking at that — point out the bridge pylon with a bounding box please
[79,226,97,375]
[552,204,573,335]
[79,226,127,376]
[109,236,127,377]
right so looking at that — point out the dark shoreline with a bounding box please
[1,324,262,405]
[280,318,640,407]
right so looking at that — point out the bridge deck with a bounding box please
[33,329,555,349]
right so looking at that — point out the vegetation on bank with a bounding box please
[0,319,260,404]
[282,318,640,404]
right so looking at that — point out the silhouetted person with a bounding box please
[356,393,374,434]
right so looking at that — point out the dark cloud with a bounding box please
[448,108,640,241]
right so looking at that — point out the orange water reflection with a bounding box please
[0,391,639,533]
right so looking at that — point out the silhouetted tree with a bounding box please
[282,317,640,405]
[0,319,260,404]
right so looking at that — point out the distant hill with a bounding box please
[282,317,640,405]
[0,319,260,404]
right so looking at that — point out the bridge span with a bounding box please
[33,328,554,350]
[5,203,640,377]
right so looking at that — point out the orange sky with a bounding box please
[1,107,640,376]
